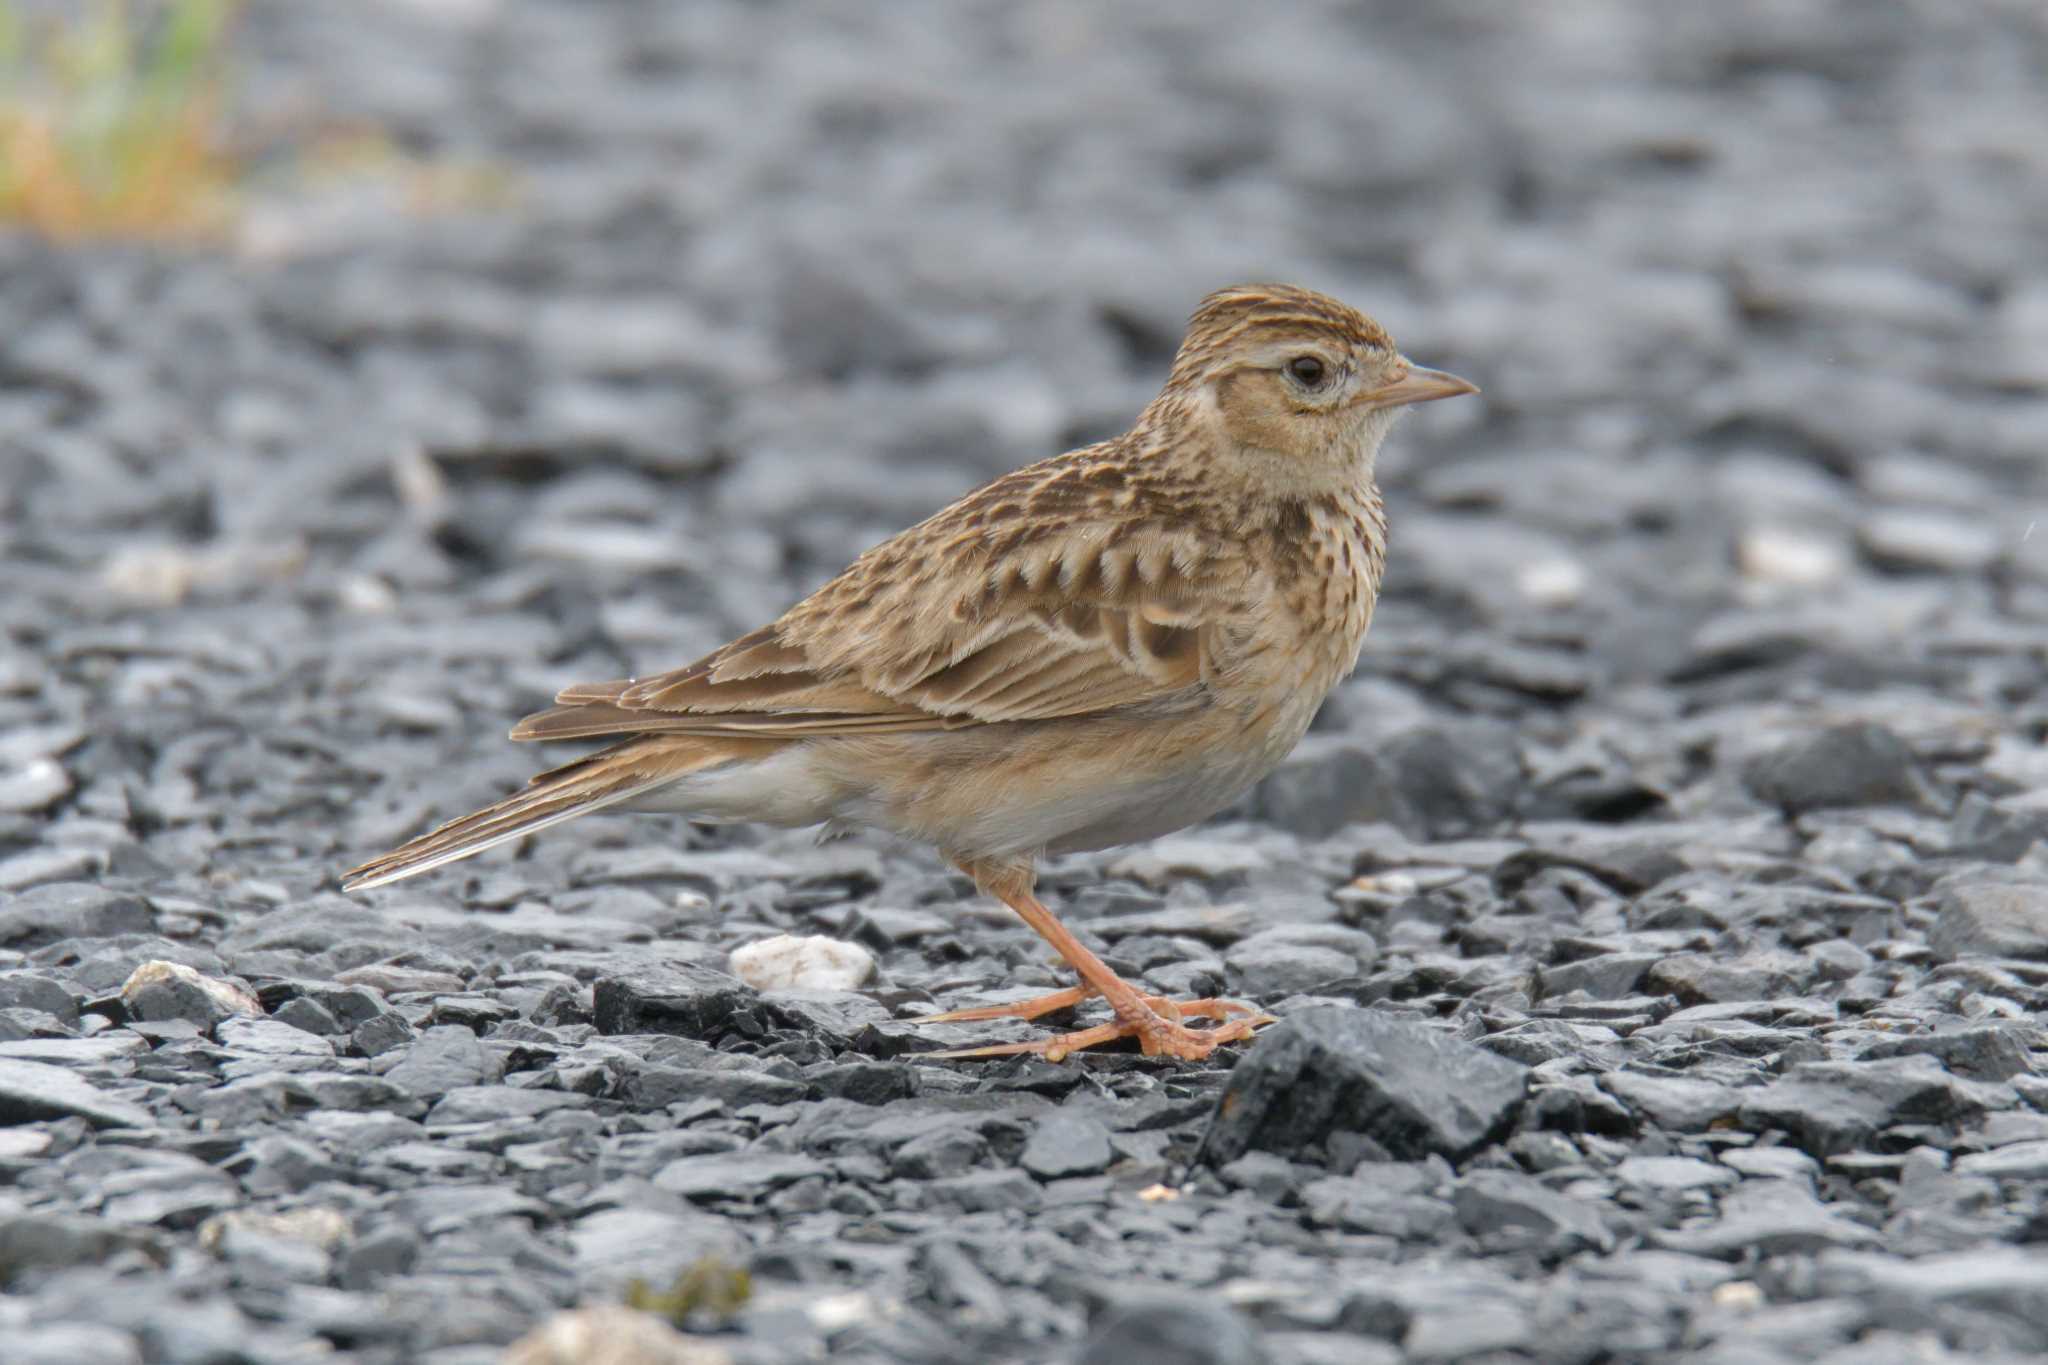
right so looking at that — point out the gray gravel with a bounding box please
[4,1,2048,1362]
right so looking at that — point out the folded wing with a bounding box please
[512,460,1251,744]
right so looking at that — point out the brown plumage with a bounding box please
[343,283,1477,1062]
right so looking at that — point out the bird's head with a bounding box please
[1150,283,1477,497]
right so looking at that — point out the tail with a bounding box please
[340,736,769,892]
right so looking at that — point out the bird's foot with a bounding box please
[921,995,1272,1063]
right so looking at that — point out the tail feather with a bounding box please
[340,737,768,892]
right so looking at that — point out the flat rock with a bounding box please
[1929,882,2048,963]
[1614,1155,1739,1193]
[653,1150,830,1202]
[0,883,152,948]
[1073,1296,1267,1365]
[1200,1006,1528,1167]
[1020,1111,1115,1180]
[1743,723,1942,815]
[382,1024,496,1097]
[1738,1056,1994,1156]
[1651,1182,1880,1258]
[1817,1247,2048,1352]
[1954,1140,2048,1180]
[1453,1168,1614,1255]
[593,960,760,1041]
[0,1056,151,1128]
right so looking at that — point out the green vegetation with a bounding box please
[624,1257,755,1327]
[0,0,238,240]
[0,0,511,245]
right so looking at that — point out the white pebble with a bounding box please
[1516,556,1587,607]
[1738,525,1850,587]
[728,934,875,992]
[0,757,71,814]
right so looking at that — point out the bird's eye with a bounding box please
[1287,355,1327,387]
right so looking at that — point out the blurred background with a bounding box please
[1,0,2045,879]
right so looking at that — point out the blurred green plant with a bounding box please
[0,0,514,248]
[624,1257,754,1328]
[0,0,239,240]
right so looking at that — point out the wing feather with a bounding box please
[511,453,1254,744]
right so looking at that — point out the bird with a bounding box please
[343,283,1477,1063]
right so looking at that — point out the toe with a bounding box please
[918,985,1096,1025]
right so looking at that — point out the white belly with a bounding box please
[623,746,842,828]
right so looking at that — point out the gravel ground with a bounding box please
[5,2,2048,1362]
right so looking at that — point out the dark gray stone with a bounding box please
[124,974,236,1030]
[422,1085,588,1126]
[338,1222,421,1292]
[1225,939,1362,998]
[211,1223,333,1284]
[1254,741,1410,840]
[215,1015,336,1072]
[382,1024,495,1097]
[618,1064,806,1110]
[653,1150,829,1201]
[0,1006,71,1041]
[1300,1169,1456,1241]
[220,1134,343,1194]
[270,995,340,1035]
[1739,1056,1991,1156]
[1929,882,2048,963]
[0,1211,166,1278]
[1480,1018,1619,1068]
[1816,1248,2048,1354]
[351,1012,415,1058]
[0,884,152,948]
[1216,1150,1303,1204]
[809,1060,916,1106]
[1598,1073,1743,1131]
[1254,723,1519,842]
[0,971,80,1024]
[0,1056,151,1128]
[1200,1006,1528,1167]
[1858,1025,2037,1081]
[1540,953,1661,1000]
[891,1125,990,1180]
[1644,951,1809,1006]
[1453,1168,1614,1255]
[1743,723,1942,814]
[1020,1110,1114,1180]
[592,960,760,1041]
[1651,1182,1880,1258]
[924,1167,1044,1213]
[1075,1296,1268,1365]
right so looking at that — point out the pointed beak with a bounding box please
[1354,360,1479,410]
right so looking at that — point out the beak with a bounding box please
[1354,360,1479,410]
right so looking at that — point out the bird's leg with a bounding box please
[921,858,1272,1062]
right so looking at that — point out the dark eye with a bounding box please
[1287,355,1327,387]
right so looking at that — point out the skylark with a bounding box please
[344,284,1478,1062]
